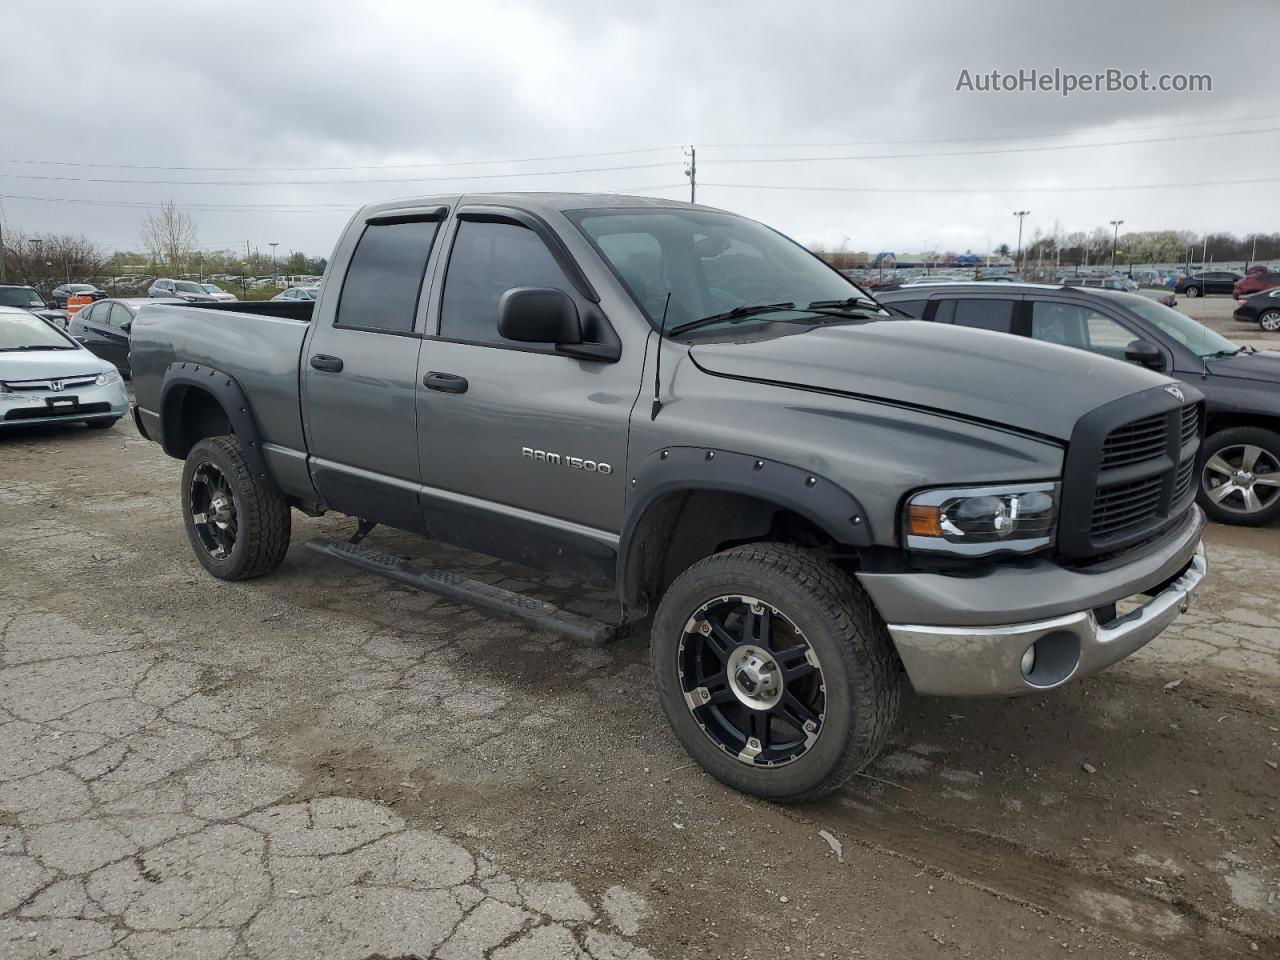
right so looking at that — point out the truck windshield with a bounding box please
[570,208,873,335]
[1115,293,1242,358]
[0,313,74,350]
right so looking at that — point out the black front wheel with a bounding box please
[181,435,291,579]
[651,543,899,802]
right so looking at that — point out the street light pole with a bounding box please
[683,147,696,204]
[1012,211,1030,273]
[1109,219,1124,269]
[269,242,278,282]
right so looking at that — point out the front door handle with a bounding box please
[423,371,468,394]
[310,354,344,373]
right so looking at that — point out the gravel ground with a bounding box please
[1,380,1277,959]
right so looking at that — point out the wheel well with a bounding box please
[1205,411,1280,438]
[620,489,857,611]
[162,386,234,459]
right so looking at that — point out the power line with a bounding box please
[0,145,681,173]
[699,175,1280,195]
[707,126,1280,166]
[701,113,1280,150]
[0,161,675,188]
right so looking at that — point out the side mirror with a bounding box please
[1125,339,1164,370]
[498,287,582,345]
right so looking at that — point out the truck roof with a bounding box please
[359,192,728,219]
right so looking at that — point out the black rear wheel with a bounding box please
[652,543,899,802]
[1259,309,1280,333]
[1198,427,1280,526]
[181,435,291,579]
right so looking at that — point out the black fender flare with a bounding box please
[159,362,273,484]
[617,446,874,607]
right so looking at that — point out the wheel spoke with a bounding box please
[1208,481,1238,504]
[704,619,737,660]
[774,645,815,683]
[743,605,772,646]
[1204,454,1236,478]
[775,691,820,731]
[1253,473,1280,488]
[1241,445,1264,472]
[1243,487,1264,512]
[747,709,771,749]
[701,670,736,704]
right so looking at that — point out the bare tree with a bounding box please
[141,201,198,274]
[0,229,104,292]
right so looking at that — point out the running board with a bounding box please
[303,538,618,647]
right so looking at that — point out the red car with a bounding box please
[1233,268,1280,300]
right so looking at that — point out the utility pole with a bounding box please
[0,216,6,283]
[269,242,279,282]
[1109,219,1124,269]
[683,146,696,204]
[1012,211,1030,273]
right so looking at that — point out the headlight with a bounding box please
[904,482,1059,556]
[95,369,122,386]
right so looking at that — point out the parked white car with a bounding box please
[201,284,238,302]
[0,307,128,430]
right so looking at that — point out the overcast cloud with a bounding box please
[2,0,1275,259]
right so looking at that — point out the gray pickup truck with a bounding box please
[130,193,1207,801]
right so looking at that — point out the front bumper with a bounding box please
[861,506,1207,696]
[0,379,128,427]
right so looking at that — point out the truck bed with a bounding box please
[130,300,313,461]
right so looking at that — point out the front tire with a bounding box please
[1259,309,1280,333]
[651,543,899,802]
[1198,426,1280,526]
[181,435,291,579]
[1185,285,1201,298]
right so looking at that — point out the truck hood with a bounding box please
[687,319,1176,441]
[0,348,110,382]
[1205,350,1280,383]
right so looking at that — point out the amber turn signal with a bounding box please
[907,505,943,537]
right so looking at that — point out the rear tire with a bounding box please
[1184,285,1200,298]
[1259,310,1280,333]
[651,543,899,802]
[181,435,291,580]
[1198,426,1280,526]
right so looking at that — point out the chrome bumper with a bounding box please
[886,542,1207,697]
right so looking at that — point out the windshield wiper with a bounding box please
[0,345,73,352]
[1202,348,1244,359]
[808,296,882,311]
[669,302,796,337]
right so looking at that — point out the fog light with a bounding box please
[1020,644,1037,677]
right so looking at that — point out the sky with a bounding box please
[1,0,1276,261]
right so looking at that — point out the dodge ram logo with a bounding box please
[1164,385,1185,402]
[521,447,613,475]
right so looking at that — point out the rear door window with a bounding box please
[336,219,440,333]
[889,299,929,319]
[939,298,1017,333]
[1030,301,1134,360]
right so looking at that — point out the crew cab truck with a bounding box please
[130,193,1208,802]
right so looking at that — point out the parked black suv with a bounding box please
[879,283,1280,525]
[0,283,69,327]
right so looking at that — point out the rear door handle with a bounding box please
[310,354,344,372]
[423,371,468,394]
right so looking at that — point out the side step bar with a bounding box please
[304,538,618,647]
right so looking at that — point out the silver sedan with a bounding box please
[0,306,129,430]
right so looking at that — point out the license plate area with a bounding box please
[46,396,79,410]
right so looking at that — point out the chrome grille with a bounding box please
[4,374,99,392]
[1100,413,1167,468]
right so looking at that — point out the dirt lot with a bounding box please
[2,363,1278,959]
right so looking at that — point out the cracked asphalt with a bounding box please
[2,413,1278,960]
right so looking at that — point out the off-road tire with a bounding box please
[181,435,291,580]
[651,542,900,802]
[1198,426,1280,526]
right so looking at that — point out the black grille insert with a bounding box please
[4,402,111,422]
[1101,413,1167,468]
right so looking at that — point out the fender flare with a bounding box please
[159,362,272,483]
[617,446,874,606]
